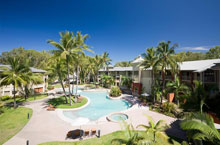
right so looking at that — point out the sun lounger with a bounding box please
[47,104,55,111]
[91,128,96,135]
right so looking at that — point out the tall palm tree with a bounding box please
[137,115,169,142]
[93,55,103,82]
[180,112,220,144]
[71,32,93,96]
[166,77,189,106]
[155,41,178,104]
[102,51,111,73]
[0,57,27,108]
[140,47,158,102]
[48,31,73,105]
[47,57,68,103]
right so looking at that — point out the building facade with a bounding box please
[99,57,220,95]
[0,65,48,96]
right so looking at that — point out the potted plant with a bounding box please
[167,93,174,103]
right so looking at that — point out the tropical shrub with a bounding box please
[180,112,220,145]
[161,102,180,117]
[48,85,54,90]
[100,75,114,88]
[0,95,10,101]
[111,122,143,145]
[121,76,132,89]
[137,115,170,143]
[110,86,122,97]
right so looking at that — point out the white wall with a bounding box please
[140,70,152,94]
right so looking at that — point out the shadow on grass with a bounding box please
[165,120,187,143]
[47,96,69,107]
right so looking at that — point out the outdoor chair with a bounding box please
[91,128,96,135]
[47,104,55,111]
[84,129,90,137]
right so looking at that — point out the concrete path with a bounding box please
[4,93,179,145]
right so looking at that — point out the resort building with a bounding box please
[99,57,220,95]
[0,65,48,96]
[99,65,133,86]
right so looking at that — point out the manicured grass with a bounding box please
[0,107,32,145]
[47,96,88,109]
[53,84,62,88]
[39,131,181,145]
[4,94,48,104]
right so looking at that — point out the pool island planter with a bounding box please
[107,95,124,100]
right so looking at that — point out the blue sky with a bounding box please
[0,0,220,64]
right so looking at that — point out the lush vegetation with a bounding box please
[180,112,220,145]
[47,96,88,109]
[110,86,122,97]
[121,76,132,89]
[0,47,51,70]
[0,107,32,145]
[114,61,132,67]
[2,94,48,104]
[39,130,181,145]
[47,31,111,106]
[100,75,114,88]
[0,57,43,108]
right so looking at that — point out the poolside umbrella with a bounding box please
[141,93,149,97]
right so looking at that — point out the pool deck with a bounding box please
[4,88,181,145]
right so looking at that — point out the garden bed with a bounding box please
[47,96,88,109]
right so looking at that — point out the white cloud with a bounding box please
[179,46,211,51]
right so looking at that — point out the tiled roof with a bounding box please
[99,67,133,72]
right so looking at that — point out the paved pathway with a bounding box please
[4,93,180,145]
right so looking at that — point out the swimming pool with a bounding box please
[63,91,131,122]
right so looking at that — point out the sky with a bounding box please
[0,0,220,64]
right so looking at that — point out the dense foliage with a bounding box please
[0,47,51,69]
[110,86,122,97]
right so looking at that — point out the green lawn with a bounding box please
[47,96,88,109]
[4,94,48,104]
[39,131,182,145]
[53,84,62,88]
[0,107,33,145]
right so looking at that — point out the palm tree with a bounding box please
[114,61,131,67]
[48,31,73,105]
[140,47,158,102]
[0,57,27,108]
[47,57,68,103]
[102,52,111,73]
[180,112,220,144]
[22,71,43,100]
[155,41,178,104]
[166,77,189,106]
[93,55,103,83]
[20,59,43,100]
[71,32,93,96]
[137,115,169,142]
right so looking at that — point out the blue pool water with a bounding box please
[110,113,128,121]
[63,91,131,121]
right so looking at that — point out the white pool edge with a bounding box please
[56,92,149,126]
[56,96,91,124]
